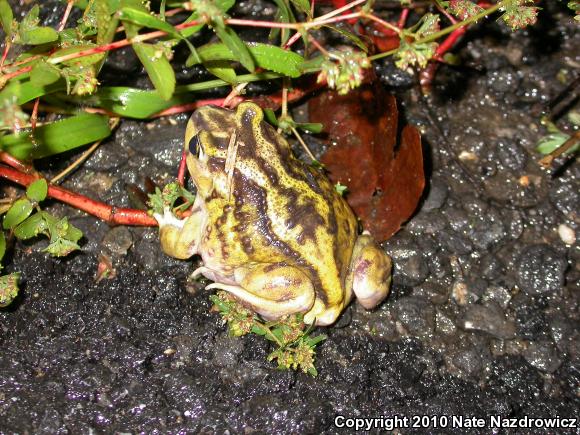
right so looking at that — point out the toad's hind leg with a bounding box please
[206,263,315,320]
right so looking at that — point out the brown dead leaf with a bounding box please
[309,83,424,242]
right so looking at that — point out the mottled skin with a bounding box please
[156,102,392,325]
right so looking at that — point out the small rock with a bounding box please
[558,224,576,245]
[482,285,512,309]
[496,138,527,171]
[458,302,517,339]
[413,282,449,305]
[422,179,449,211]
[523,341,562,373]
[213,335,244,367]
[385,235,430,287]
[101,226,133,257]
[515,244,567,295]
[393,296,436,337]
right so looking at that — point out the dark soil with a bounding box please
[1,2,578,433]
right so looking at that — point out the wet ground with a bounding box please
[1,2,578,433]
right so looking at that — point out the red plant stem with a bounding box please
[0,42,10,69]
[397,8,409,28]
[419,25,467,92]
[58,0,75,32]
[177,150,187,186]
[0,152,34,173]
[1,65,32,82]
[0,165,157,226]
[31,98,40,130]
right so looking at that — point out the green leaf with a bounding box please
[263,108,278,126]
[30,61,61,87]
[179,0,235,38]
[26,179,48,203]
[20,26,59,45]
[0,273,20,307]
[13,212,46,240]
[270,0,294,45]
[213,25,256,72]
[0,78,65,106]
[92,86,186,118]
[131,42,176,100]
[0,113,111,160]
[203,61,238,84]
[0,231,5,262]
[96,0,118,45]
[18,6,58,45]
[0,0,14,38]
[536,132,578,155]
[290,0,311,17]
[297,122,323,134]
[3,198,34,230]
[324,25,369,53]
[189,42,304,78]
[118,7,182,38]
[43,215,82,257]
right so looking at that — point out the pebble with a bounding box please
[495,138,527,171]
[100,226,133,257]
[422,178,449,211]
[515,244,567,295]
[557,224,576,245]
[482,285,512,309]
[457,302,517,339]
[393,296,436,337]
[385,235,430,287]
[523,341,562,373]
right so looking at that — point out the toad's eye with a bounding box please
[188,133,200,155]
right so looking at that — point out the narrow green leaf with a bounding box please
[118,7,181,38]
[26,179,48,203]
[536,132,578,155]
[297,55,325,73]
[290,0,311,17]
[3,198,34,230]
[324,25,369,53]
[180,0,235,38]
[297,122,323,134]
[0,113,111,160]
[13,212,46,240]
[270,0,294,45]
[92,86,185,118]
[96,0,117,45]
[0,78,65,106]
[189,42,304,78]
[0,273,20,307]
[0,231,5,261]
[0,0,14,38]
[263,108,278,126]
[213,25,256,72]
[119,7,200,63]
[30,61,61,87]
[204,62,238,84]
[131,42,176,100]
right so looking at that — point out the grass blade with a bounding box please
[0,113,111,160]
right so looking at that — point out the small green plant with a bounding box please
[0,178,83,306]
[210,291,326,375]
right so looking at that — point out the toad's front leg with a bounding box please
[346,233,392,309]
[155,206,206,260]
[206,263,316,321]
